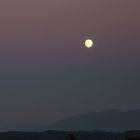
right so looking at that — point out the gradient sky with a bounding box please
[0,0,140,127]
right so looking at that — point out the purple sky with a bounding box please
[0,0,140,128]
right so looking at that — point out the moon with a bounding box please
[85,39,93,48]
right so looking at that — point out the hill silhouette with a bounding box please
[1,109,140,132]
[44,109,140,131]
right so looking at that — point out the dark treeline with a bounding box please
[0,130,140,140]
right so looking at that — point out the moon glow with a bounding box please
[85,39,93,48]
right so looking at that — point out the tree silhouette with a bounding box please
[66,134,77,140]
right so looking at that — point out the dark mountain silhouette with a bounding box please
[44,109,140,131]
[1,109,140,132]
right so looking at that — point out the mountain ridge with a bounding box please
[44,109,140,132]
[1,109,140,132]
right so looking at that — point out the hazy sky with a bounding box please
[0,0,140,127]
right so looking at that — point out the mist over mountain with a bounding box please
[44,109,140,132]
[0,123,40,132]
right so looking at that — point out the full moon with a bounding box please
[85,39,93,48]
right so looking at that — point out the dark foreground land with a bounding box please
[0,130,140,140]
